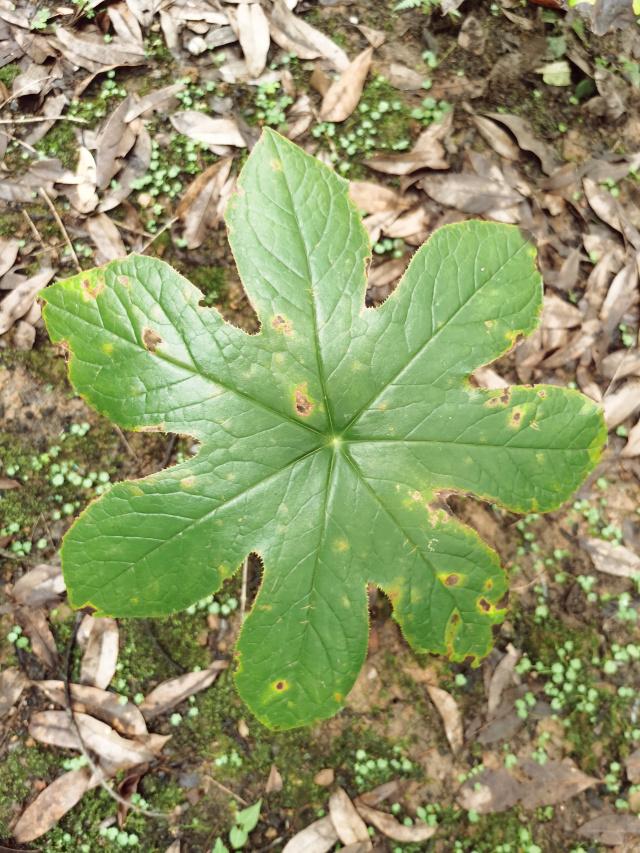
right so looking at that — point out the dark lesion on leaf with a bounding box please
[444,574,460,587]
[477,597,492,612]
[142,327,163,352]
[81,277,104,300]
[271,314,293,335]
[294,384,314,417]
[485,389,511,408]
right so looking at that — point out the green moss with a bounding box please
[185,265,227,306]
[0,211,23,238]
[1,345,69,387]
[0,743,60,838]
[0,63,20,87]
[311,75,414,179]
[36,122,79,170]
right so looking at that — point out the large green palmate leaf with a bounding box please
[42,129,606,729]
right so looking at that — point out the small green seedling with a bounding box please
[212,800,262,851]
[43,129,605,729]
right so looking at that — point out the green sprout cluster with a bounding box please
[352,745,414,789]
[6,625,30,651]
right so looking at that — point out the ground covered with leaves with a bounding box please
[2,0,640,851]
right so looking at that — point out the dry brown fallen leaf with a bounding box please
[265,764,283,794]
[314,768,335,787]
[603,379,640,428]
[0,476,21,489]
[29,710,168,770]
[457,758,598,814]
[282,815,338,853]
[176,157,233,249]
[236,1,270,78]
[623,419,640,457]
[600,256,639,337]
[580,538,640,578]
[11,562,65,607]
[487,644,520,717]
[366,113,451,175]
[0,236,20,277]
[320,47,373,123]
[55,26,146,72]
[17,606,59,670]
[458,14,486,55]
[85,214,128,263]
[583,177,625,235]
[329,788,371,848]
[0,667,29,717]
[541,294,583,329]
[426,683,464,753]
[578,814,640,845]
[67,147,99,214]
[124,82,185,122]
[33,681,148,737]
[95,96,139,190]
[78,615,120,690]
[627,749,640,784]
[170,112,246,150]
[270,0,349,71]
[99,126,152,212]
[472,115,519,161]
[0,267,55,335]
[349,181,409,216]
[355,802,436,843]
[421,173,523,214]
[12,768,97,843]
[482,112,559,175]
[139,661,228,720]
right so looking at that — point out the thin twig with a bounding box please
[64,613,169,820]
[0,115,87,125]
[22,209,47,252]
[203,774,248,806]
[110,220,154,239]
[38,188,82,273]
[141,217,178,254]
[114,424,138,460]
[159,434,177,471]
[4,131,38,156]
[240,556,249,622]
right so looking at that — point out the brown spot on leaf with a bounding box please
[444,574,459,587]
[81,277,104,300]
[118,275,130,287]
[537,389,547,398]
[478,598,491,612]
[142,327,162,352]
[294,385,314,417]
[272,314,292,335]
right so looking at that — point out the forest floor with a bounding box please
[2,1,640,851]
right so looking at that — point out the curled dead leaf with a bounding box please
[355,802,436,843]
[426,683,464,753]
[282,815,338,853]
[33,681,148,737]
[79,616,120,690]
[328,787,371,847]
[320,47,373,123]
[140,661,227,720]
[13,768,95,843]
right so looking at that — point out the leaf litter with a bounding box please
[2,0,640,847]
